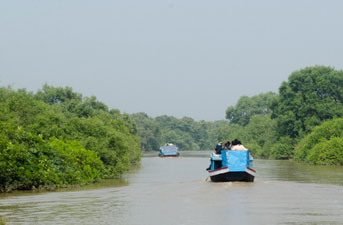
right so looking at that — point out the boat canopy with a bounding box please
[210,150,252,171]
[160,145,178,156]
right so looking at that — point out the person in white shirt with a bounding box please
[230,139,248,150]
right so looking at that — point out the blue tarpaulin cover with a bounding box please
[161,145,178,156]
[221,150,250,171]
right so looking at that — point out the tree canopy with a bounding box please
[226,92,276,126]
[271,66,343,139]
[131,114,222,151]
[131,112,161,151]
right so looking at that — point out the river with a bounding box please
[1,151,343,225]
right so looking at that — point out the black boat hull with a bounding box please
[210,171,254,182]
[159,152,180,157]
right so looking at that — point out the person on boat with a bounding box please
[224,141,231,150]
[214,142,223,154]
[206,142,222,171]
[230,139,248,150]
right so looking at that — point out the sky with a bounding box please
[1,0,343,121]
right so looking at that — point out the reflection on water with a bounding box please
[0,178,129,198]
[255,158,343,186]
[1,152,343,225]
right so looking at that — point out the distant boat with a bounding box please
[159,143,179,157]
[207,150,255,182]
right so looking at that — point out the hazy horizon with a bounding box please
[1,0,343,121]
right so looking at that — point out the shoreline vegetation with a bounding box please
[1,66,343,192]
[0,85,141,192]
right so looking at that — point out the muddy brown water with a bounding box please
[1,151,343,225]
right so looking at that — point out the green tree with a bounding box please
[35,84,82,104]
[131,112,161,151]
[226,92,276,126]
[269,136,295,159]
[154,115,213,150]
[244,114,277,158]
[271,66,343,139]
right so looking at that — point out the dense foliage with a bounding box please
[155,115,214,150]
[226,92,276,126]
[131,113,225,151]
[268,66,343,161]
[130,113,162,151]
[271,66,343,139]
[0,85,140,192]
[220,97,277,158]
[295,118,343,165]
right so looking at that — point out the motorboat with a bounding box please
[159,143,179,157]
[207,150,255,182]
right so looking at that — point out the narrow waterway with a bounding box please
[1,151,343,225]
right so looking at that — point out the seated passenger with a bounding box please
[207,142,223,171]
[224,141,231,150]
[214,142,223,154]
[230,139,248,150]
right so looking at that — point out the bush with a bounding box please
[270,136,295,159]
[295,118,343,165]
[307,137,343,165]
[0,124,103,191]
